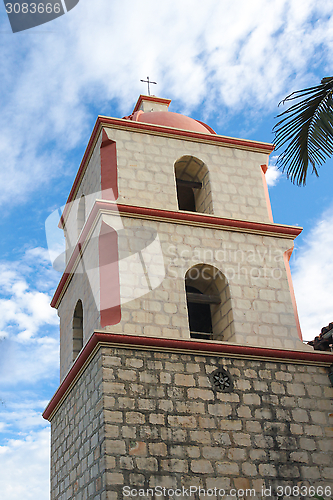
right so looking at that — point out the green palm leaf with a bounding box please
[273,77,333,185]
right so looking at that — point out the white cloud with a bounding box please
[1,0,333,205]
[0,250,58,342]
[25,247,54,264]
[0,251,57,499]
[0,336,59,385]
[0,249,59,385]
[291,205,333,341]
[0,400,48,433]
[266,164,282,187]
[0,428,50,500]
[0,270,58,341]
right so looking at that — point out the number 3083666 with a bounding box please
[276,485,332,497]
[5,3,61,14]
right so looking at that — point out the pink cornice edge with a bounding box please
[260,164,274,223]
[195,119,217,135]
[50,201,303,309]
[60,118,102,227]
[43,332,333,421]
[133,95,172,113]
[104,116,275,151]
[284,248,303,341]
[60,116,275,226]
[115,203,302,236]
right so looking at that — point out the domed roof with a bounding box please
[135,110,215,134]
[123,95,216,134]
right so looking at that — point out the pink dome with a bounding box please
[135,111,215,134]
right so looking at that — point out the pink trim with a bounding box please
[99,222,121,327]
[261,164,274,223]
[43,332,100,420]
[195,119,217,135]
[133,95,171,113]
[284,248,303,341]
[60,119,101,227]
[132,110,144,121]
[100,130,118,200]
[52,206,97,308]
[43,331,333,421]
[51,202,303,308]
[113,204,301,236]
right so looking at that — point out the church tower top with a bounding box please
[132,94,171,113]
[123,94,216,134]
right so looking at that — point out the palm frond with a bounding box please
[273,77,333,185]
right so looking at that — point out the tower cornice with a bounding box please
[51,200,302,310]
[43,331,333,422]
[132,94,172,113]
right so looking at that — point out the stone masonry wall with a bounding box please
[50,345,333,500]
[50,349,105,500]
[101,346,333,500]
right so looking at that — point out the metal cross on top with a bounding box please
[140,76,157,96]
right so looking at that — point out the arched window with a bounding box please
[174,156,213,214]
[77,195,86,238]
[186,284,214,337]
[73,300,83,360]
[185,264,234,341]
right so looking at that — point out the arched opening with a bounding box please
[72,300,83,360]
[185,264,234,341]
[186,285,213,337]
[174,156,213,214]
[77,195,86,239]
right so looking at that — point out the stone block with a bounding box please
[129,442,147,456]
[135,457,158,471]
[161,459,188,473]
[105,440,126,455]
[105,473,124,484]
[243,393,261,406]
[292,409,309,422]
[202,446,226,460]
[174,374,195,386]
[191,460,214,474]
[168,415,197,428]
[126,412,146,425]
[216,462,239,475]
[148,443,167,456]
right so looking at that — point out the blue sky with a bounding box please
[1,1,333,498]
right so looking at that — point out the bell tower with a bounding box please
[44,96,333,500]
